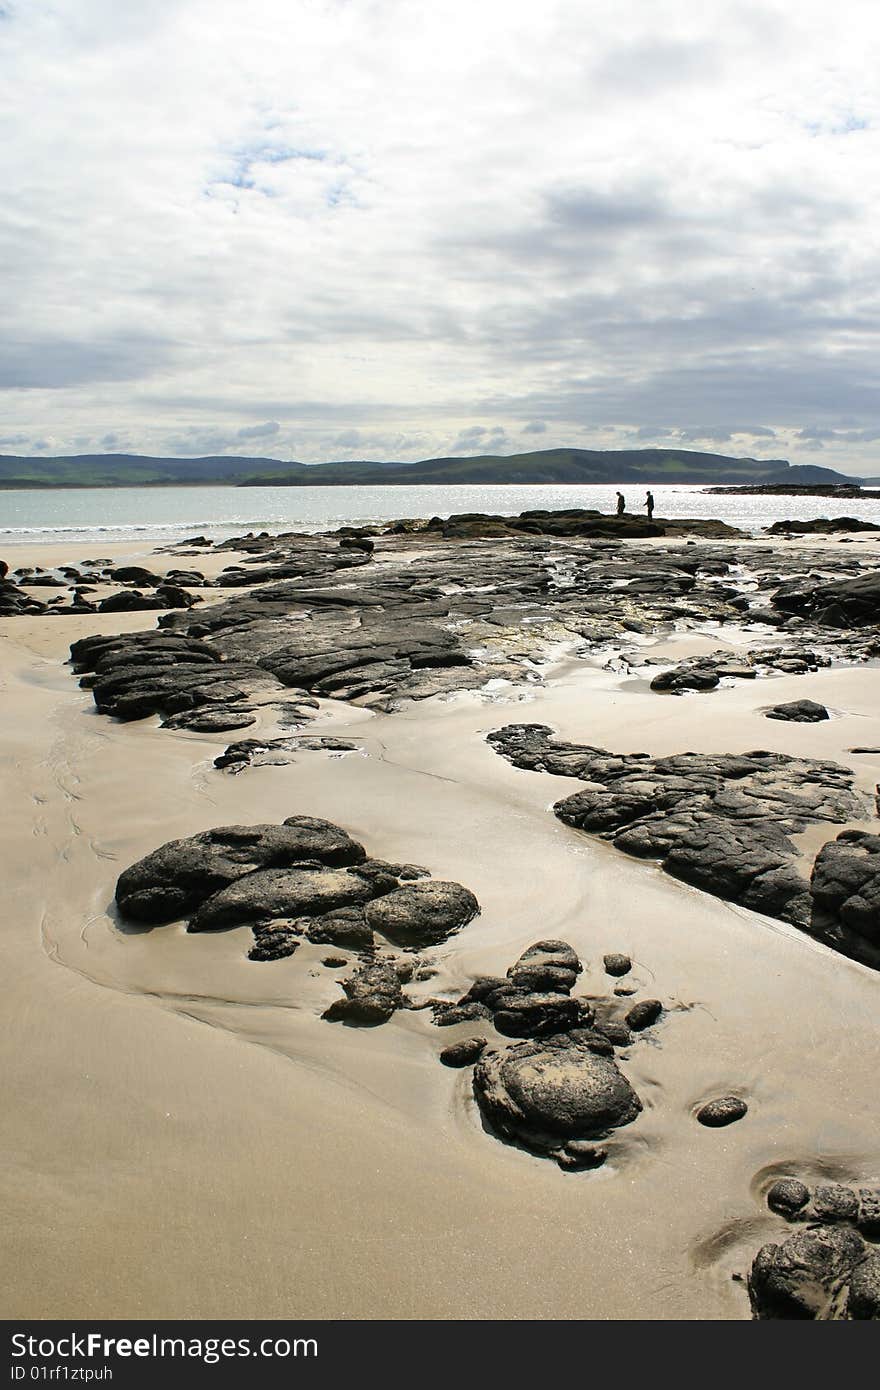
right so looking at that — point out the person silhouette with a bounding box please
[645,491,654,520]
[615,492,625,516]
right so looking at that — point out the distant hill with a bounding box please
[0,447,858,488]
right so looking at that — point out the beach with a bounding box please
[2,526,879,1320]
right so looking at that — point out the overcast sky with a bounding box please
[2,0,879,473]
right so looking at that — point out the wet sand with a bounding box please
[1,536,879,1319]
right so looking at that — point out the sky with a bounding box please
[1,0,880,474]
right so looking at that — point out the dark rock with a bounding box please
[625,999,663,1031]
[473,1035,642,1157]
[110,565,164,586]
[98,589,164,613]
[857,1188,880,1239]
[810,831,880,965]
[163,708,257,732]
[248,928,299,961]
[322,955,348,967]
[155,583,199,609]
[323,960,404,1025]
[493,992,585,1039]
[594,1020,633,1047]
[439,1037,487,1067]
[603,953,632,976]
[765,700,830,723]
[847,1253,880,1319]
[767,1178,811,1217]
[431,1000,493,1027]
[650,664,720,693]
[188,865,375,932]
[556,1140,608,1171]
[696,1096,748,1127]
[748,1225,868,1319]
[812,1184,860,1224]
[365,880,479,949]
[306,906,374,950]
[490,723,873,966]
[115,818,367,923]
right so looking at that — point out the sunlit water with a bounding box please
[2,481,880,546]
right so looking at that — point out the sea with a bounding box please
[3,482,880,547]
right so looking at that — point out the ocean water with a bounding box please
[2,482,880,546]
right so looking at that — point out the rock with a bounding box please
[162,708,257,732]
[98,589,164,613]
[365,880,479,948]
[322,955,348,967]
[431,1000,494,1026]
[594,1020,633,1047]
[473,1035,642,1157]
[110,565,164,586]
[696,1096,748,1127]
[765,700,830,723]
[847,1252,880,1319]
[439,1037,487,1067]
[625,999,663,1031]
[490,723,872,967]
[748,1225,868,1319]
[767,1178,811,1218]
[306,906,375,950]
[188,866,376,932]
[493,992,585,1039]
[603,953,632,977]
[857,1188,880,1239]
[556,1140,608,1171]
[248,928,299,961]
[650,665,720,693]
[810,831,880,966]
[506,940,582,994]
[323,960,404,1025]
[812,1185,860,1224]
[115,818,366,923]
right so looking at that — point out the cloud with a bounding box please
[0,0,879,473]
[236,420,281,440]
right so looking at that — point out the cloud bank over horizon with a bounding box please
[2,0,879,473]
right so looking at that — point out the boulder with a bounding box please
[767,1178,811,1217]
[440,1037,487,1067]
[765,700,830,723]
[748,1225,868,1319]
[323,960,404,1025]
[365,880,479,948]
[473,1035,642,1157]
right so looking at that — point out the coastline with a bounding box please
[2,530,879,1320]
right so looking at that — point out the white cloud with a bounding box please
[1,0,879,472]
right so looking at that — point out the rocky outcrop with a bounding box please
[488,723,876,966]
[809,831,880,965]
[115,818,366,923]
[772,569,880,628]
[114,816,479,973]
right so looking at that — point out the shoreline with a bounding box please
[2,528,878,1320]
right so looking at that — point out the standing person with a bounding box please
[645,490,654,520]
[615,491,626,516]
